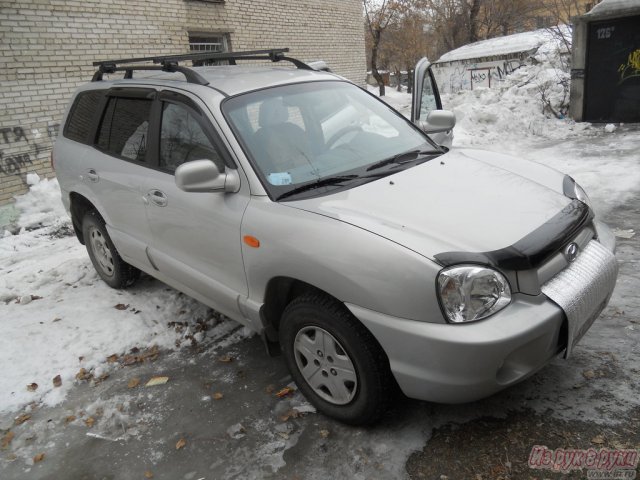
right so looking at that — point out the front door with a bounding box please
[412,57,453,148]
[143,90,250,320]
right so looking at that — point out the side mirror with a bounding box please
[175,159,240,193]
[420,110,456,134]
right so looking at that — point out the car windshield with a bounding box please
[223,81,441,200]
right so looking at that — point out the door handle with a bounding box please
[147,189,168,207]
[85,169,100,183]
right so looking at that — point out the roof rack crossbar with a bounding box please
[151,48,292,65]
[91,65,209,85]
[91,48,313,84]
[93,56,161,67]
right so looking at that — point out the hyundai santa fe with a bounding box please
[53,49,618,424]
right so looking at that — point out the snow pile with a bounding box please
[12,174,69,232]
[440,28,587,146]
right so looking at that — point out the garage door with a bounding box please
[584,15,640,122]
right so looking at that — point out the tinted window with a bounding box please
[64,91,104,143]
[97,97,152,162]
[160,102,223,172]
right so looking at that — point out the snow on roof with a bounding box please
[437,28,563,63]
[587,0,640,15]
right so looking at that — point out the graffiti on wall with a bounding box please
[434,58,526,94]
[0,123,58,177]
[619,49,640,84]
[495,60,524,80]
[470,68,491,89]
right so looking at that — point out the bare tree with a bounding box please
[364,0,410,96]
[543,0,589,52]
[480,0,543,38]
[423,0,544,58]
[382,11,434,92]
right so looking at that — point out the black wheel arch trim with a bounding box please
[434,199,593,271]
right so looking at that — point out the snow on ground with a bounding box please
[0,178,252,414]
[369,30,640,218]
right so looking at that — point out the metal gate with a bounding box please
[584,15,640,122]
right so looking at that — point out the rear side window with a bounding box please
[97,97,152,162]
[64,91,104,143]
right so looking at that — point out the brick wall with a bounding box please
[0,0,366,204]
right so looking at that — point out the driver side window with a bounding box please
[159,102,223,172]
[420,73,438,120]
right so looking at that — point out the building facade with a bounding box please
[432,29,567,94]
[531,0,602,29]
[0,0,366,205]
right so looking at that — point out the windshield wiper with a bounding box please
[276,175,358,201]
[366,149,436,172]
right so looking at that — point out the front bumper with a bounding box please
[348,294,567,403]
[347,221,618,404]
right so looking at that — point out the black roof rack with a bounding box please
[91,48,314,85]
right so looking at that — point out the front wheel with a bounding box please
[279,293,393,425]
[82,211,140,289]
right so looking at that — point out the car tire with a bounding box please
[280,293,393,425]
[82,211,140,289]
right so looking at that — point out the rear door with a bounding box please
[412,58,453,148]
[86,87,157,270]
[142,90,250,319]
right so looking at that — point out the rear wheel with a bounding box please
[279,293,393,425]
[82,211,140,289]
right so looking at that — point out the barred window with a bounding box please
[188,34,230,66]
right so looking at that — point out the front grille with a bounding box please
[541,240,618,358]
[536,225,595,286]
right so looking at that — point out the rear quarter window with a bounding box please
[64,91,104,143]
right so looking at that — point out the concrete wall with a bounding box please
[432,53,531,94]
[569,18,589,121]
[0,0,366,204]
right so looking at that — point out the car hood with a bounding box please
[287,148,572,262]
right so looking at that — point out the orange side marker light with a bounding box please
[243,235,260,248]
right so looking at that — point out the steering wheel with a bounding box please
[326,125,362,149]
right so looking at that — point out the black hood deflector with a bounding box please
[434,200,593,271]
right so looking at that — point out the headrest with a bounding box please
[258,98,289,128]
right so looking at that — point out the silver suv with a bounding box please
[54,49,618,425]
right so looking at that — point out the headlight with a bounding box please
[437,266,511,323]
[564,176,592,208]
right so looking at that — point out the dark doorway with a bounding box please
[584,15,640,122]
